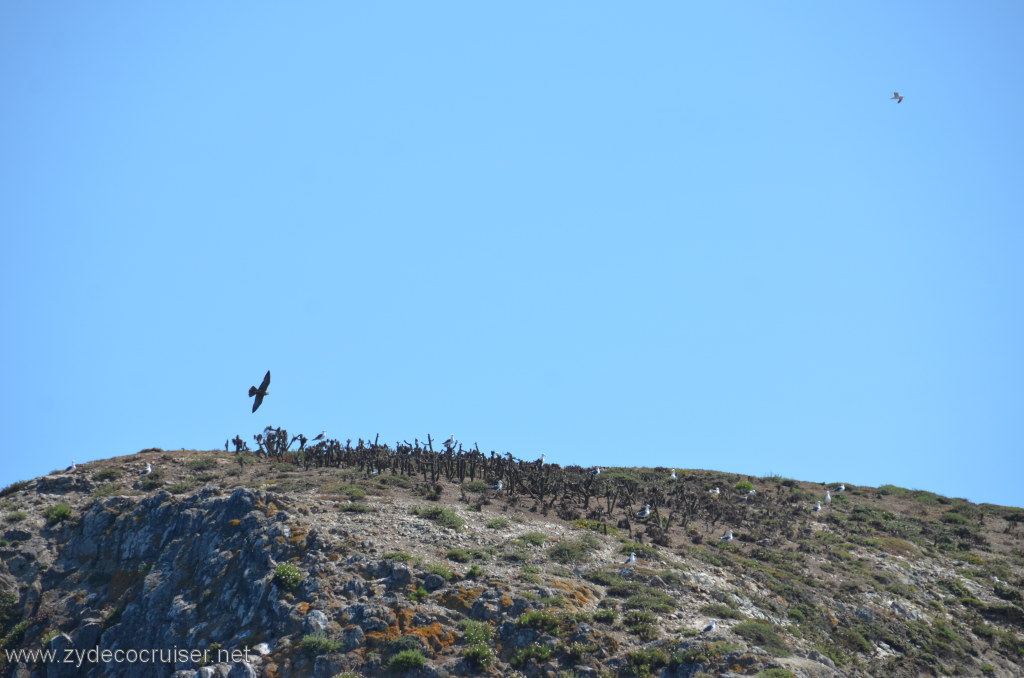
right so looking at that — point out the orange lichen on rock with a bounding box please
[408,622,457,652]
[394,607,416,631]
[296,602,310,615]
[438,586,484,614]
[265,502,279,518]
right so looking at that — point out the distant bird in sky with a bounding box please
[825,491,832,505]
[312,430,326,442]
[891,91,904,103]
[636,504,651,519]
[702,620,717,634]
[491,480,503,491]
[249,371,271,413]
[813,501,823,513]
[709,487,720,496]
[720,529,734,542]
[669,469,677,480]
[623,552,636,566]
[139,463,152,476]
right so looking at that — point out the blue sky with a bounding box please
[2,2,1022,507]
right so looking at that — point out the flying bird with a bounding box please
[720,530,734,542]
[249,371,271,413]
[891,91,904,104]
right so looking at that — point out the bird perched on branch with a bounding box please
[312,430,326,442]
[249,371,271,413]
[891,91,904,103]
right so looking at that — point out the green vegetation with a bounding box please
[388,649,425,671]
[300,632,341,655]
[446,547,489,563]
[425,563,453,580]
[735,481,754,492]
[510,643,553,668]
[547,534,600,564]
[92,468,121,482]
[626,647,669,677]
[44,503,71,525]
[458,619,493,645]
[186,457,217,472]
[383,551,416,563]
[485,517,510,529]
[4,510,27,523]
[273,563,302,589]
[732,621,790,656]
[338,502,373,513]
[462,644,492,669]
[166,480,196,494]
[412,506,464,531]
[516,531,548,546]
[409,586,429,602]
[593,608,617,623]
[699,602,745,620]
[0,481,29,498]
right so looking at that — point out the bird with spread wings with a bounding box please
[249,371,271,412]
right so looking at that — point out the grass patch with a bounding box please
[426,563,453,580]
[485,518,510,529]
[700,603,745,620]
[186,457,217,472]
[626,647,669,677]
[547,534,600,564]
[412,506,464,531]
[732,621,790,656]
[166,480,196,494]
[92,468,122,482]
[388,649,425,670]
[4,510,27,523]
[44,503,71,525]
[516,531,549,547]
[458,619,494,645]
[446,548,489,563]
[300,632,341,655]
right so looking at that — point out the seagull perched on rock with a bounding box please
[490,480,503,491]
[813,501,823,513]
[746,489,756,498]
[720,529,734,542]
[701,620,717,634]
[838,484,845,492]
[709,487,720,496]
[636,504,651,519]
[825,491,832,505]
[139,463,152,476]
[66,460,76,472]
[669,469,677,480]
[591,466,601,477]
[248,371,271,413]
[891,91,904,103]
[623,552,637,566]
[312,430,326,442]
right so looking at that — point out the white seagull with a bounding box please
[66,460,76,472]
[813,501,823,513]
[720,530,734,542]
[825,491,832,505]
[139,463,152,476]
[709,487,721,496]
[669,469,677,480]
[838,484,845,492]
[491,480,503,491]
[636,504,651,519]
[702,620,717,634]
[747,489,756,498]
[623,552,637,566]
[591,466,601,476]
[312,430,326,442]
[442,434,456,448]
[891,91,904,104]
[538,454,546,463]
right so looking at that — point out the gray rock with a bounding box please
[422,574,446,591]
[305,609,329,633]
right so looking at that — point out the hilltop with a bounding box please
[1,432,1022,678]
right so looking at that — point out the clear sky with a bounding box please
[2,2,1022,507]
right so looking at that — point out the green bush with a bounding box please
[409,586,429,602]
[166,480,196,494]
[734,481,754,492]
[700,603,745,620]
[413,506,464,531]
[44,503,71,525]
[627,647,669,677]
[426,563,453,580]
[300,632,341,654]
[593,608,617,623]
[485,518,510,529]
[458,620,494,645]
[0,481,29,498]
[384,551,415,563]
[516,610,560,634]
[462,480,490,493]
[624,588,676,612]
[463,644,492,669]
[388,649,425,671]
[274,563,302,589]
[92,484,121,498]
[92,468,122,482]
[516,531,548,547]
[382,635,423,657]
[547,534,600,564]
[4,510,27,523]
[186,457,217,472]
[732,621,790,656]
[510,643,553,668]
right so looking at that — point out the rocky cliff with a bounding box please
[1,438,1022,677]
